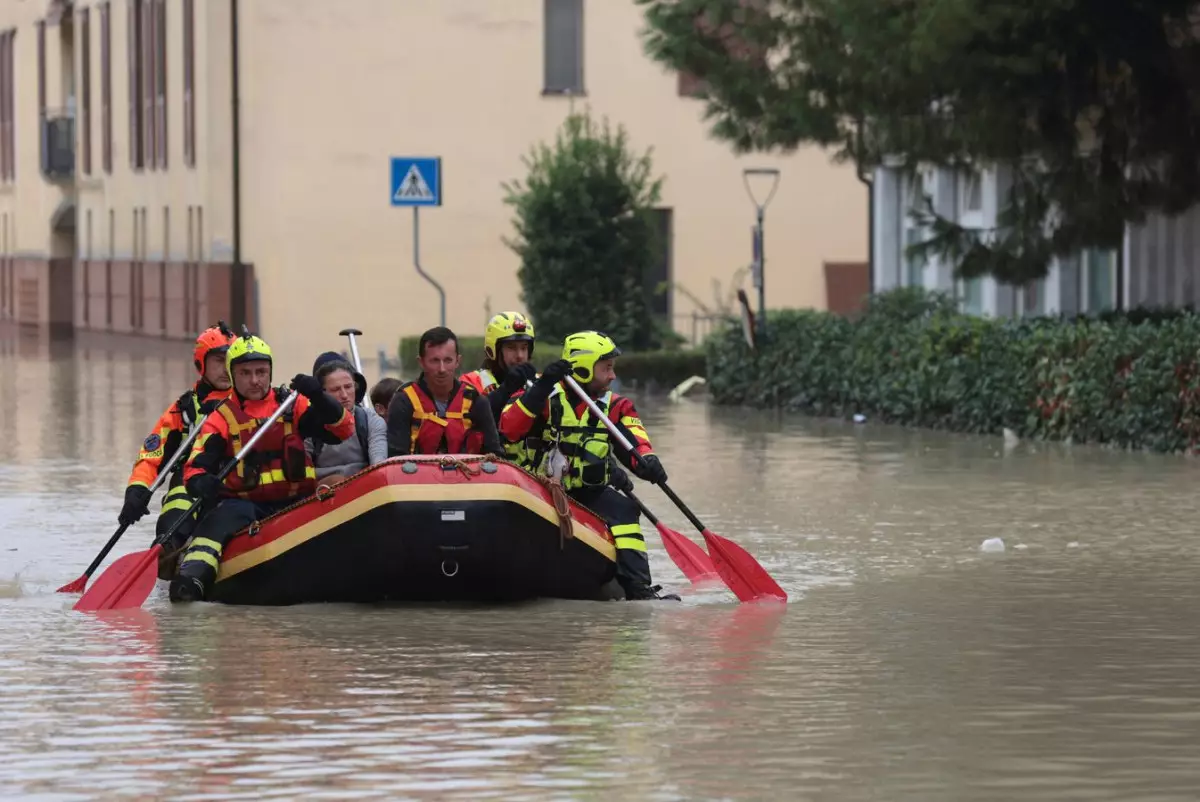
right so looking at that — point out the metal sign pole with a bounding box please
[743,168,781,340]
[390,156,446,328]
[413,206,446,327]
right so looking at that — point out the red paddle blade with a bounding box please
[701,529,788,603]
[655,521,719,584]
[56,574,88,594]
[73,547,162,612]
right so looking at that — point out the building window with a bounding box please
[183,0,195,166]
[959,170,982,215]
[678,72,706,98]
[37,21,46,173]
[0,30,12,182]
[80,8,92,176]
[903,176,926,288]
[154,0,166,169]
[141,0,155,169]
[127,0,144,169]
[962,277,984,315]
[649,208,673,320]
[543,0,583,95]
[1084,248,1116,313]
[100,2,112,174]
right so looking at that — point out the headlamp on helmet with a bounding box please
[484,311,536,362]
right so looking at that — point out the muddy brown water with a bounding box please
[3,328,1200,800]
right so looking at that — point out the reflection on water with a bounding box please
[3,326,1200,800]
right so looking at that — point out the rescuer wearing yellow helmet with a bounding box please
[169,333,356,602]
[460,311,541,464]
[461,311,540,416]
[499,330,678,601]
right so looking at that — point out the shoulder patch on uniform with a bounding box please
[143,433,162,452]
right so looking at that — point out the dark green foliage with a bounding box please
[398,335,486,376]
[706,289,1200,452]
[638,0,1200,284]
[503,111,666,351]
[617,349,707,391]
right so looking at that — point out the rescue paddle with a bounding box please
[617,477,720,585]
[57,402,226,594]
[339,328,365,378]
[563,375,787,604]
[73,392,299,613]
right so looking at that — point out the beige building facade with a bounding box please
[0,0,866,376]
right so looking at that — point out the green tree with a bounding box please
[503,110,666,351]
[638,0,1200,284]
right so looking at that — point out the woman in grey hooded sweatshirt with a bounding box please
[307,352,388,481]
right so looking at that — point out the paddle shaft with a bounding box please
[79,404,220,580]
[563,375,712,531]
[339,328,365,373]
[155,391,299,547]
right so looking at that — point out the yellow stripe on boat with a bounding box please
[216,483,616,581]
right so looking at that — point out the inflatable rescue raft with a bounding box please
[204,455,623,605]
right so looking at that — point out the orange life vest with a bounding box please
[217,389,316,502]
[403,380,485,455]
[460,368,498,395]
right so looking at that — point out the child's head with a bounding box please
[369,377,404,418]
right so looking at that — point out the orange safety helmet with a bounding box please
[193,321,237,375]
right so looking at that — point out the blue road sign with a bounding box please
[390,157,442,207]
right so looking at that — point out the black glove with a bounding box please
[198,397,224,415]
[500,361,538,392]
[609,465,634,494]
[537,359,573,387]
[632,454,668,485]
[290,373,323,400]
[118,485,153,526]
[187,473,223,505]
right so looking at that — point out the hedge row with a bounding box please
[705,288,1200,453]
[397,335,705,391]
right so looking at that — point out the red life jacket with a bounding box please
[403,380,485,455]
[217,389,316,502]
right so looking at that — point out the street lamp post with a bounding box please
[743,167,781,339]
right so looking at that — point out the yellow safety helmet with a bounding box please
[483,311,536,361]
[226,334,274,375]
[562,330,621,384]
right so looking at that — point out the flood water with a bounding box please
[3,326,1200,801]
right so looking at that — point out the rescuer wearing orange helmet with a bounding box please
[170,333,356,602]
[119,322,237,579]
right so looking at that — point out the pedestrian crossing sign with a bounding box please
[390,157,442,207]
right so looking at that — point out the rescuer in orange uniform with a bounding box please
[169,333,356,602]
[386,326,503,457]
[120,322,237,578]
[499,330,677,601]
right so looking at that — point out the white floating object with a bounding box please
[980,537,1006,553]
[1002,427,1020,445]
[1067,541,1080,549]
[668,375,708,402]
[853,413,866,423]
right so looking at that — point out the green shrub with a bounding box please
[398,335,486,375]
[706,289,1200,452]
[617,349,706,392]
[502,110,667,351]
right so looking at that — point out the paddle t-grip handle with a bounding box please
[338,328,364,374]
